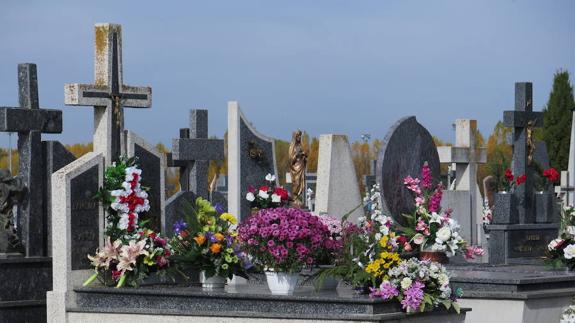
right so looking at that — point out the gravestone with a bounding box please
[47,152,104,323]
[558,171,574,207]
[377,116,441,225]
[315,134,363,222]
[65,23,152,166]
[569,109,575,204]
[165,109,225,236]
[123,130,166,234]
[0,63,63,257]
[437,119,487,245]
[487,82,559,264]
[228,101,278,221]
[42,141,77,256]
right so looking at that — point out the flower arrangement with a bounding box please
[402,163,484,259]
[316,214,345,265]
[170,198,250,280]
[560,300,575,323]
[238,208,335,273]
[369,258,462,314]
[245,174,290,209]
[84,158,171,288]
[535,167,560,192]
[500,168,526,192]
[546,206,575,269]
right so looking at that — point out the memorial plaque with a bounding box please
[70,165,100,270]
[507,229,557,259]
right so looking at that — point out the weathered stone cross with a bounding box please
[0,63,62,256]
[169,110,224,199]
[437,119,487,244]
[503,82,543,223]
[65,23,152,165]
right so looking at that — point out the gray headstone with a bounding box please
[0,63,63,257]
[165,191,197,237]
[42,141,76,256]
[228,102,278,221]
[534,140,550,169]
[70,164,101,270]
[123,130,166,234]
[377,116,440,225]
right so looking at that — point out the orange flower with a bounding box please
[193,235,206,245]
[213,233,225,242]
[210,243,222,254]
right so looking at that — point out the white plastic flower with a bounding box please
[567,226,575,236]
[564,244,575,259]
[258,190,269,199]
[400,277,412,289]
[271,194,281,203]
[412,234,426,245]
[117,214,130,230]
[246,192,255,202]
[430,212,442,224]
[436,226,452,242]
[548,238,564,251]
[265,174,276,182]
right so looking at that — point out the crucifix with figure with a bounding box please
[65,23,152,165]
[503,82,543,223]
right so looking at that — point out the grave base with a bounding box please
[486,223,559,264]
[449,264,575,323]
[63,285,468,323]
[0,257,51,323]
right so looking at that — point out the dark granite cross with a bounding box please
[503,82,543,223]
[0,63,62,257]
[65,23,151,165]
[168,110,224,199]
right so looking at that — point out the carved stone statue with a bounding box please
[289,130,308,206]
[526,120,536,166]
[0,169,25,256]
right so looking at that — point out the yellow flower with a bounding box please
[214,233,225,242]
[143,256,155,266]
[220,213,237,225]
[379,236,389,248]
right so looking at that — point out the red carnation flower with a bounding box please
[259,186,269,192]
[516,174,527,186]
[274,187,289,201]
[543,168,560,183]
[505,168,514,182]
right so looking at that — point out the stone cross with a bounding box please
[558,171,574,207]
[437,119,487,244]
[0,63,62,256]
[169,110,224,199]
[568,110,575,204]
[503,82,543,223]
[65,23,152,165]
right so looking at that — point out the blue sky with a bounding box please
[1,0,574,148]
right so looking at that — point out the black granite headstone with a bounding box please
[377,116,441,225]
[70,165,100,270]
[42,141,76,256]
[134,143,162,234]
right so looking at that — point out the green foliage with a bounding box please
[543,70,575,170]
[486,122,512,191]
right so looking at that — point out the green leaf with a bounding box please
[452,302,461,314]
[442,300,452,310]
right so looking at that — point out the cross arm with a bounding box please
[64,83,110,107]
[172,138,224,161]
[438,146,487,164]
[503,110,544,128]
[0,107,62,133]
[121,85,152,108]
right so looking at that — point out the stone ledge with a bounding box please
[73,285,468,322]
